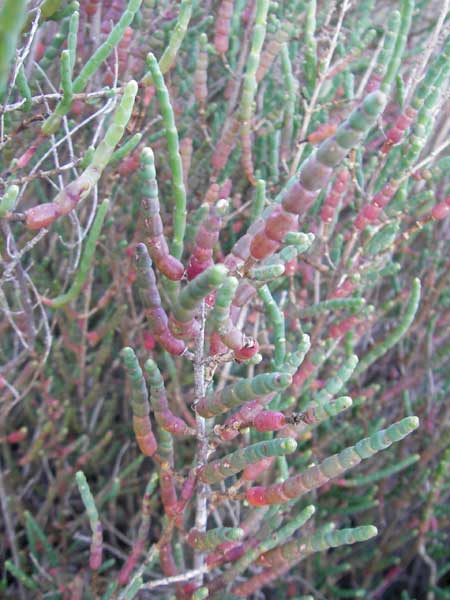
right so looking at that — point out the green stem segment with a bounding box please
[232,525,378,598]
[0,185,19,217]
[222,505,316,587]
[313,354,358,408]
[135,243,186,356]
[146,53,187,260]
[355,278,421,375]
[24,81,137,230]
[144,358,193,436]
[0,0,27,100]
[246,417,419,505]
[240,0,270,184]
[73,0,142,93]
[255,524,378,569]
[140,147,185,280]
[380,0,415,92]
[196,372,292,418]
[210,276,258,359]
[199,438,297,484]
[187,527,244,551]
[169,265,228,339]
[44,199,109,308]
[75,471,103,570]
[42,49,73,135]
[121,347,157,457]
[141,0,193,85]
[242,90,387,263]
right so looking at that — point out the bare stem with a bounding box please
[193,301,209,583]
[143,565,209,590]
